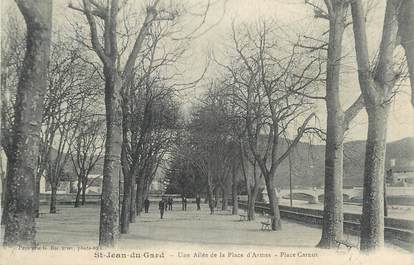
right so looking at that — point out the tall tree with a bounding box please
[165,134,208,199]
[239,140,262,220]
[0,15,25,225]
[70,118,104,207]
[231,155,240,215]
[224,81,263,220]
[306,0,365,248]
[66,74,104,208]
[3,0,52,246]
[222,80,263,220]
[42,40,98,214]
[119,20,183,232]
[180,96,236,213]
[46,113,77,214]
[32,37,100,217]
[120,82,179,232]
[350,0,401,250]
[69,0,161,246]
[224,22,321,230]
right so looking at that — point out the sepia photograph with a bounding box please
[0,0,413,264]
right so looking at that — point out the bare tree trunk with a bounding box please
[207,186,214,214]
[316,0,363,248]
[120,173,131,234]
[135,177,144,215]
[1,177,6,224]
[99,67,122,247]
[81,178,87,205]
[0,158,5,214]
[264,175,281,230]
[221,187,228,210]
[317,2,347,248]
[231,165,238,215]
[129,181,136,222]
[3,0,52,247]
[1,159,11,225]
[384,180,388,217]
[247,185,260,221]
[34,172,42,217]
[351,0,398,251]
[310,0,364,249]
[247,193,256,220]
[214,187,219,208]
[239,146,259,220]
[245,179,252,217]
[49,184,57,214]
[319,129,345,247]
[360,106,388,250]
[74,179,81,208]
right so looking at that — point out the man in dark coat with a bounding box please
[159,199,165,219]
[182,196,187,211]
[209,198,215,214]
[144,197,150,213]
[195,194,201,210]
[168,197,173,210]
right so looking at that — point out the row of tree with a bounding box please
[165,0,414,253]
[309,0,414,250]
[1,4,106,233]
[1,0,216,247]
[166,21,322,228]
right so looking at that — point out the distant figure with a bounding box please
[182,196,187,211]
[159,199,165,219]
[195,194,201,210]
[209,198,215,214]
[144,198,150,213]
[168,197,173,210]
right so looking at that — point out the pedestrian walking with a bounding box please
[144,197,150,213]
[196,194,201,211]
[168,197,173,210]
[182,196,187,211]
[209,198,215,214]
[159,199,165,219]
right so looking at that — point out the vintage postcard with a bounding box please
[0,0,413,265]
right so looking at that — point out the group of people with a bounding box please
[158,197,174,219]
[158,195,203,219]
[180,194,202,212]
[144,195,205,219]
[181,196,187,211]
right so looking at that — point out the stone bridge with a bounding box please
[276,188,363,204]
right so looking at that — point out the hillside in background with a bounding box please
[273,137,414,188]
[50,137,414,187]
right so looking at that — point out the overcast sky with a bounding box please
[2,0,413,143]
